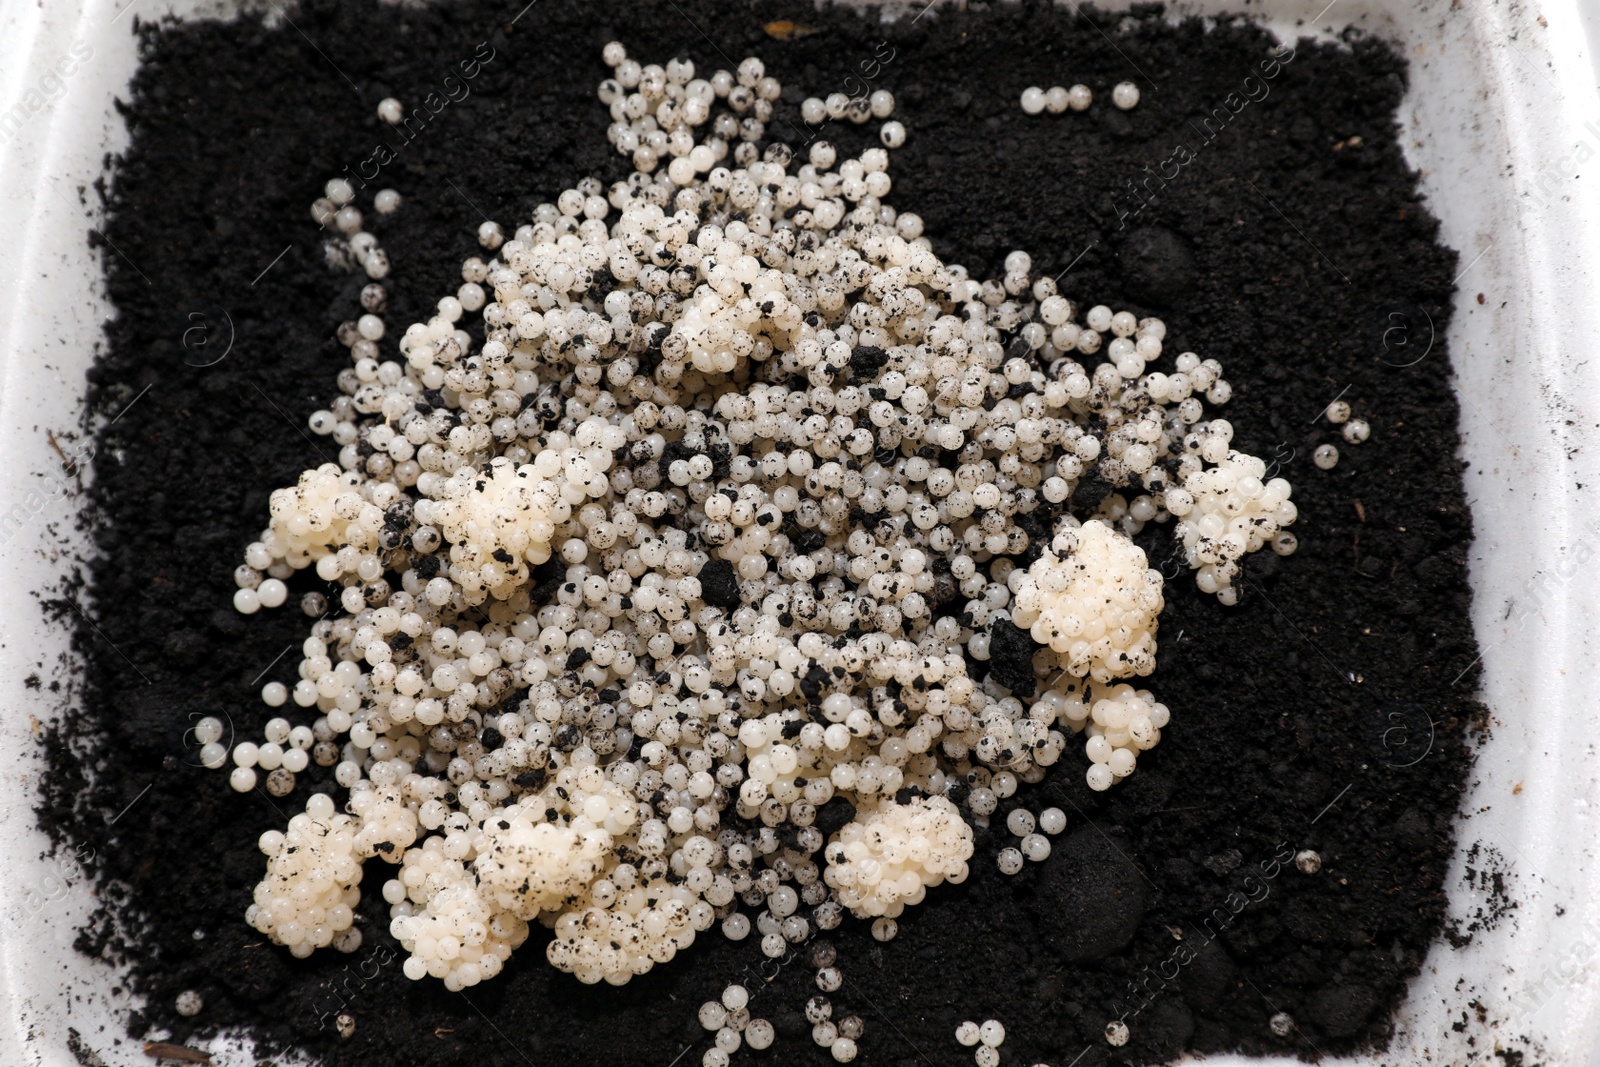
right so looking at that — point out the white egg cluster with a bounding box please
[265,463,379,570]
[822,795,972,918]
[389,873,525,987]
[698,984,776,1066]
[1019,80,1138,115]
[346,780,421,857]
[1058,681,1169,791]
[546,879,711,985]
[474,806,616,920]
[1012,519,1163,684]
[955,1018,1008,1067]
[221,38,1299,991]
[247,793,364,957]
[1019,84,1094,114]
[995,805,1064,874]
[423,434,618,600]
[1167,449,1297,604]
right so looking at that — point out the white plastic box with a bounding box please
[2,0,1597,1063]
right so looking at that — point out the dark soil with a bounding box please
[39,2,1485,1065]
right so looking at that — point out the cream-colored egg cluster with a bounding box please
[822,795,973,918]
[385,761,722,988]
[547,881,716,985]
[419,425,621,601]
[264,463,382,568]
[1035,681,1171,792]
[248,786,416,956]
[390,874,527,989]
[1012,519,1163,684]
[672,270,798,374]
[598,49,724,175]
[348,781,421,858]
[1167,448,1296,605]
[247,793,363,957]
[474,795,627,920]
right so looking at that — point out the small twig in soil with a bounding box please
[142,1043,213,1065]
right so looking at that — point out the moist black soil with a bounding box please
[39,2,1486,1065]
